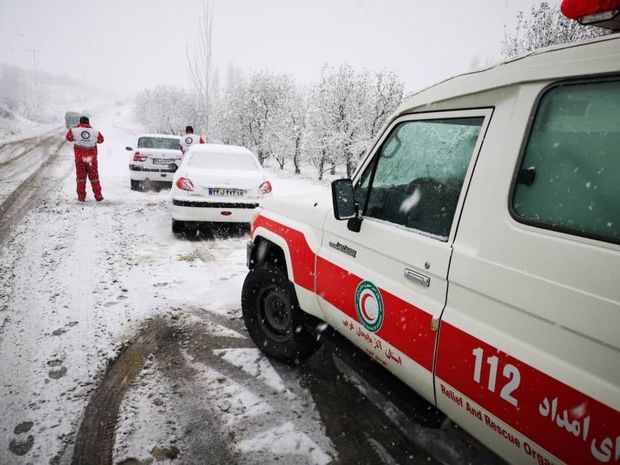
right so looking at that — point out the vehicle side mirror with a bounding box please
[125,146,133,151]
[331,178,363,232]
[332,179,356,219]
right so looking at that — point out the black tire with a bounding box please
[242,265,320,364]
[130,179,142,191]
[172,219,185,235]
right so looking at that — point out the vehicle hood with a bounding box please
[259,191,332,231]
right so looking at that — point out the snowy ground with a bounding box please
[0,105,341,464]
[0,104,485,465]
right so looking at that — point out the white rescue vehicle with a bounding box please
[241,3,620,464]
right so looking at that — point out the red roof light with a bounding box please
[561,0,620,29]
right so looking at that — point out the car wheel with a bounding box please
[172,219,185,235]
[242,265,320,363]
[130,179,142,191]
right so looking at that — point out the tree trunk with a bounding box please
[293,137,301,174]
[345,152,354,178]
[317,150,325,181]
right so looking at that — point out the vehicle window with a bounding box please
[359,117,483,240]
[512,80,620,244]
[188,152,259,171]
[137,137,180,150]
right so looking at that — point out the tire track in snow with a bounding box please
[71,318,173,465]
[0,137,72,243]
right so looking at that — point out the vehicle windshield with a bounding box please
[137,137,180,150]
[188,152,259,171]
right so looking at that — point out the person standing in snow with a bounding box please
[65,115,104,202]
[180,125,205,154]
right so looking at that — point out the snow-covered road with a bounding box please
[0,105,481,465]
[0,105,343,465]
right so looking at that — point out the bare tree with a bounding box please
[502,1,609,58]
[187,4,215,135]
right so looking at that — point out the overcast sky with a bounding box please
[0,0,553,96]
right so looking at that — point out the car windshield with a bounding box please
[188,152,259,171]
[137,137,180,150]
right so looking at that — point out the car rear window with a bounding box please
[512,79,620,244]
[137,137,180,150]
[188,152,259,171]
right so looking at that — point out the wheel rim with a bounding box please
[258,286,292,342]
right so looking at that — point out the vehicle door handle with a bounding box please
[404,268,430,287]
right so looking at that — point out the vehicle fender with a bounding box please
[251,212,325,321]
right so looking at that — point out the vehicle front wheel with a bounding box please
[242,265,320,364]
[130,179,142,191]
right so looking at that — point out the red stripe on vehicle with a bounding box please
[253,215,435,372]
[316,256,435,372]
[436,322,620,465]
[252,215,316,291]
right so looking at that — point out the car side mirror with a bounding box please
[125,146,133,151]
[331,178,363,232]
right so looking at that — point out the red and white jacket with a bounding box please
[66,123,104,156]
[180,133,205,153]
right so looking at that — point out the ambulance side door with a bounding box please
[316,110,492,403]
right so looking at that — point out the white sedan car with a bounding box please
[127,134,182,190]
[170,144,271,233]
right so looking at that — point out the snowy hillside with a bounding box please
[0,64,112,139]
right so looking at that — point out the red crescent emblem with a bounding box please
[360,293,375,322]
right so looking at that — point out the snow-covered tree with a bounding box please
[210,64,402,179]
[133,86,201,135]
[287,86,308,174]
[247,71,298,165]
[213,71,296,165]
[368,70,404,139]
[268,84,308,171]
[305,80,335,181]
[502,1,609,58]
[306,65,403,179]
[212,72,248,146]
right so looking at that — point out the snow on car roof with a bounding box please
[399,33,620,114]
[188,143,254,156]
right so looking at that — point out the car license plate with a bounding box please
[208,188,245,197]
[153,158,174,165]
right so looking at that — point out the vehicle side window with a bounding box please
[358,117,483,240]
[512,80,620,244]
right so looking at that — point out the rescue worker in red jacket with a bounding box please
[180,125,205,154]
[65,116,104,202]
